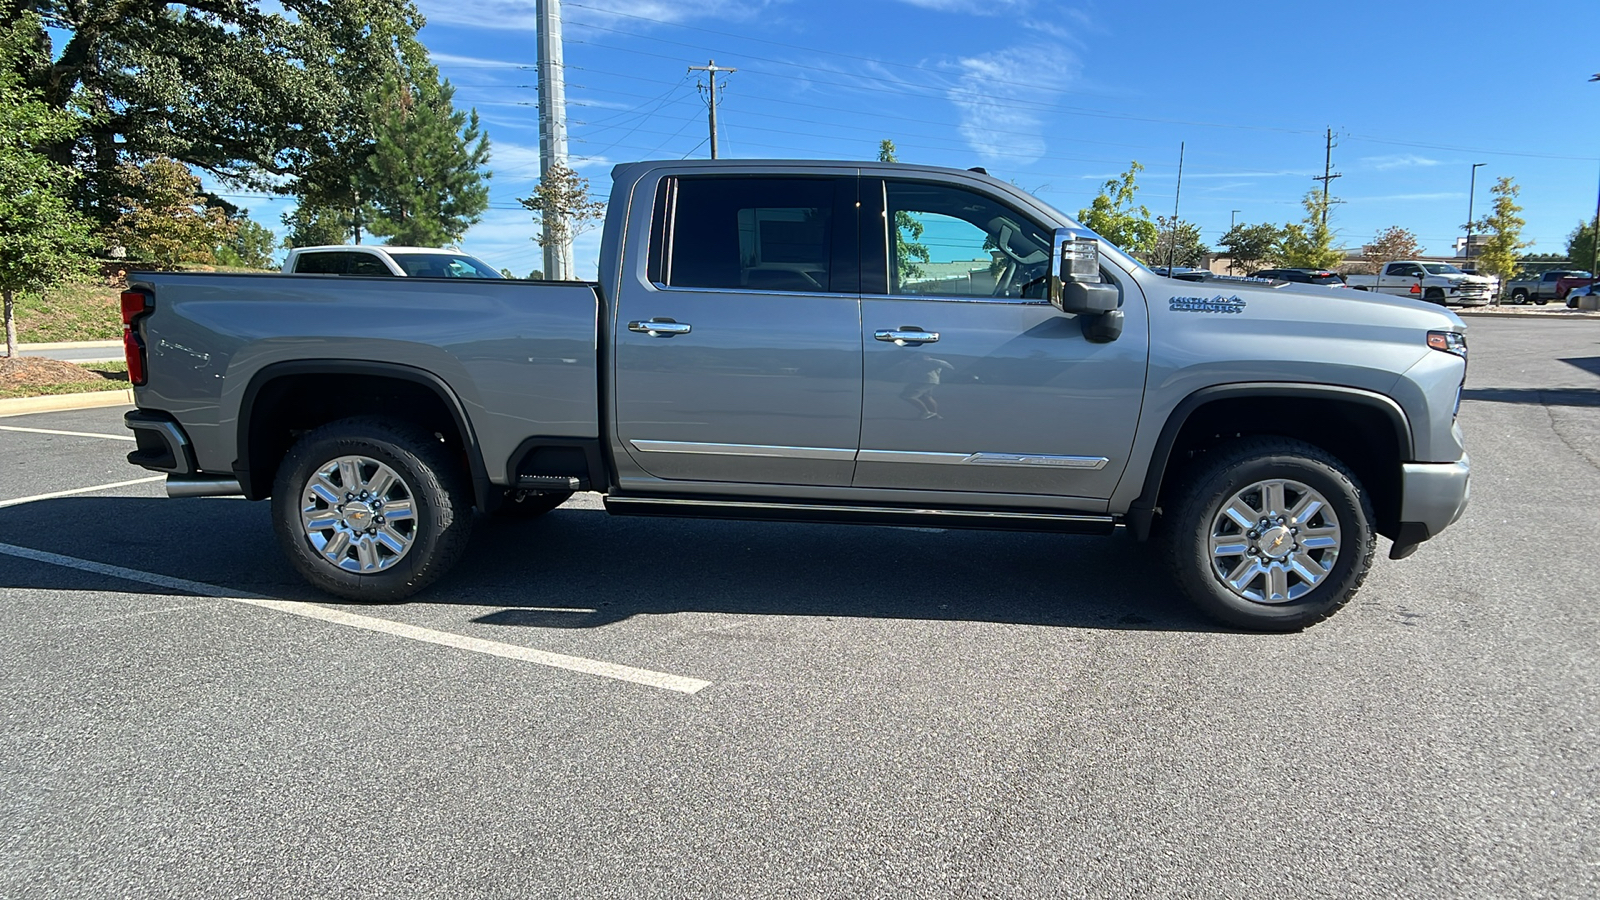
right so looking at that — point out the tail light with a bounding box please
[120,291,151,386]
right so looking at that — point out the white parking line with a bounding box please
[0,425,136,442]
[0,476,166,509]
[0,541,712,695]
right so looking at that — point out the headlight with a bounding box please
[1427,330,1467,357]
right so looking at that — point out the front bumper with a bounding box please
[1389,454,1471,559]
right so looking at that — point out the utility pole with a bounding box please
[1464,163,1485,261]
[689,60,736,159]
[1311,127,1342,227]
[1166,141,1185,272]
[535,0,573,280]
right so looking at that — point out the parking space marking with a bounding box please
[0,425,136,442]
[0,476,166,509]
[0,542,712,695]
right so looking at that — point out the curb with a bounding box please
[0,389,134,418]
[16,340,122,351]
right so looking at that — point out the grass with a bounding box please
[0,360,129,400]
[13,281,123,343]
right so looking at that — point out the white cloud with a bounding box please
[894,0,1032,12]
[948,45,1078,165]
[417,0,786,33]
[1361,154,1442,170]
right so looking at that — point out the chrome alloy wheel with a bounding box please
[1207,478,1341,605]
[299,455,417,573]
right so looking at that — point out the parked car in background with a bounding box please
[1504,270,1587,305]
[1343,261,1495,306]
[1556,272,1595,304]
[1566,284,1598,309]
[283,245,504,278]
[1250,268,1347,287]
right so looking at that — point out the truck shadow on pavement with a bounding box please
[1462,387,1600,407]
[0,498,1217,633]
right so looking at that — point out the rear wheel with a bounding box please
[271,417,473,601]
[1535,296,1548,305]
[1162,438,1375,631]
[1511,289,1529,304]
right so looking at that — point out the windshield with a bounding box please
[1421,263,1464,275]
[391,253,503,278]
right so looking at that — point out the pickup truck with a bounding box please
[119,159,1471,631]
[282,245,503,279]
[1503,270,1589,305]
[1344,261,1495,306]
[1558,273,1596,306]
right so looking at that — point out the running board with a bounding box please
[602,496,1117,535]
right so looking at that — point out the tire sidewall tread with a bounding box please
[1161,437,1376,631]
[271,416,473,602]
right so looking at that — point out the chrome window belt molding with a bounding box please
[628,440,1107,470]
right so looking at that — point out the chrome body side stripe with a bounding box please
[629,440,856,461]
[857,449,1108,470]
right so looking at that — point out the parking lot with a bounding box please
[1,315,1595,898]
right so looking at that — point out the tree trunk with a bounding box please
[3,288,16,359]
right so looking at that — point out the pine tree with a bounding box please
[364,72,491,246]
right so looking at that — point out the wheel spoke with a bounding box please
[1290,553,1329,585]
[321,530,350,564]
[1211,538,1249,558]
[337,459,361,495]
[1301,535,1338,550]
[365,467,396,499]
[309,475,342,505]
[1289,495,1323,525]
[1262,481,1287,516]
[376,525,409,554]
[1226,557,1263,591]
[1223,499,1259,530]
[382,499,415,522]
[355,535,380,571]
[302,513,340,532]
[1265,564,1290,602]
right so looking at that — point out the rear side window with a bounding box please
[664,177,840,293]
[348,253,393,276]
[293,252,349,275]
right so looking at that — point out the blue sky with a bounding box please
[233,0,1600,276]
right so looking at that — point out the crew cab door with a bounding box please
[1380,262,1423,296]
[852,177,1147,502]
[612,171,864,487]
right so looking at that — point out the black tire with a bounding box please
[1535,297,1548,306]
[1161,437,1376,631]
[1424,287,1446,304]
[1511,289,1529,304]
[495,490,573,519]
[271,416,473,602]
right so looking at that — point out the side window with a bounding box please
[884,181,1050,299]
[293,252,346,275]
[1388,263,1417,277]
[348,253,393,276]
[666,177,837,293]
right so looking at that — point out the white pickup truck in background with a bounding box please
[1344,261,1495,306]
[282,245,504,278]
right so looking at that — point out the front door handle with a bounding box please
[628,318,692,337]
[875,327,939,345]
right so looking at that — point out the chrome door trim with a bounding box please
[630,440,856,461]
[858,449,1109,470]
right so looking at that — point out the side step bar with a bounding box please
[603,496,1117,535]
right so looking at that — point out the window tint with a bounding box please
[293,252,349,275]
[667,177,836,292]
[348,253,393,276]
[885,181,1050,299]
[390,253,500,278]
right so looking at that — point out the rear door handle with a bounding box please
[628,318,692,337]
[874,328,939,345]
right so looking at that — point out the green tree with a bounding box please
[17,0,430,223]
[280,204,354,248]
[519,162,605,252]
[1355,226,1423,274]
[1470,176,1531,283]
[1280,190,1343,269]
[215,214,277,268]
[1218,222,1285,274]
[364,73,491,246]
[0,11,97,356]
[1568,220,1597,275]
[878,139,931,282]
[1077,162,1158,258]
[104,157,237,266]
[1149,215,1210,268]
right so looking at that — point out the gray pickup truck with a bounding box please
[120,159,1470,630]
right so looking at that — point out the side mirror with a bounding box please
[1049,229,1121,327]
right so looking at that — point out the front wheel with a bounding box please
[271,417,474,601]
[1162,438,1376,631]
[1511,289,1529,304]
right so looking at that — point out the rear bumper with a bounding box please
[1389,454,1470,559]
[124,409,195,474]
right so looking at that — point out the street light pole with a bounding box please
[1464,163,1485,262]
[1228,210,1240,274]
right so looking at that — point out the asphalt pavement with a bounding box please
[0,317,1595,898]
